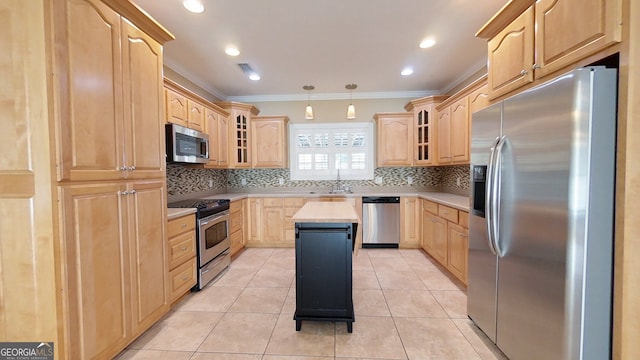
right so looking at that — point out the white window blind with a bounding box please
[289,122,374,181]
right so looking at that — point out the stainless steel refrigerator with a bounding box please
[467,67,617,360]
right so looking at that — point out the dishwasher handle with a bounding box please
[362,196,400,203]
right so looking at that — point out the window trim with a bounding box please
[288,122,375,181]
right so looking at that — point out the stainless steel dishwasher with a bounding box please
[362,196,400,248]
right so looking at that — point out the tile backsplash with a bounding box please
[167,164,470,198]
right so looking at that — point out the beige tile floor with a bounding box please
[118,248,507,360]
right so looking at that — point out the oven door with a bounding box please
[198,210,230,266]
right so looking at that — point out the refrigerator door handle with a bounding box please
[485,137,501,256]
[491,136,507,257]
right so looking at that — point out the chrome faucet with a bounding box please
[331,170,351,193]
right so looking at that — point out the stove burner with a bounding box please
[168,198,230,218]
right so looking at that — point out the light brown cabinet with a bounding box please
[186,100,205,132]
[216,102,260,168]
[229,200,245,256]
[246,197,305,247]
[420,199,469,285]
[251,116,289,168]
[479,0,621,99]
[165,88,188,128]
[205,106,230,168]
[60,180,168,359]
[400,197,421,248]
[374,112,414,166]
[0,1,173,358]
[404,96,448,166]
[167,213,197,303]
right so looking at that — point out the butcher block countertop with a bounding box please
[292,201,361,223]
[292,201,362,255]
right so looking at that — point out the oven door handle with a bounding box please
[199,213,228,227]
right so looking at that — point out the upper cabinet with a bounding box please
[435,76,487,165]
[478,0,622,99]
[55,0,168,182]
[251,116,289,168]
[404,96,448,166]
[486,6,535,99]
[374,112,414,166]
[163,78,230,168]
[216,102,260,168]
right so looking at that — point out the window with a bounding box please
[289,122,374,181]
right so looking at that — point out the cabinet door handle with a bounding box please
[121,191,129,195]
[532,63,540,70]
[520,69,528,76]
[120,166,127,171]
[130,190,136,195]
[181,246,187,251]
[182,275,188,281]
[128,166,136,171]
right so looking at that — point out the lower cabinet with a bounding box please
[167,213,197,303]
[229,199,245,256]
[420,199,469,285]
[59,180,169,359]
[246,197,305,247]
[400,197,421,248]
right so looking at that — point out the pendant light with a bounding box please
[345,84,357,119]
[303,85,315,120]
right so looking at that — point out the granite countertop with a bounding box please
[167,207,197,220]
[199,191,470,212]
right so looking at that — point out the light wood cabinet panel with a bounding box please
[534,0,622,78]
[469,83,490,115]
[122,21,165,180]
[247,198,262,243]
[57,0,125,182]
[422,199,438,214]
[187,100,205,132]
[205,107,229,168]
[487,6,535,99]
[263,206,285,242]
[438,204,459,224]
[128,181,168,335]
[450,97,470,163]
[431,216,448,265]
[251,116,289,168]
[414,105,436,165]
[229,199,245,256]
[400,197,421,248]
[168,231,197,269]
[437,108,451,163]
[216,102,260,169]
[165,88,188,127]
[167,213,195,238]
[447,223,468,285]
[168,258,197,303]
[421,210,436,255]
[60,182,131,360]
[374,112,414,166]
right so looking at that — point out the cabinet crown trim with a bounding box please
[164,78,229,116]
[404,95,449,111]
[475,0,535,39]
[436,74,488,110]
[215,101,261,116]
[102,0,175,43]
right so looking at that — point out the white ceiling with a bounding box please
[133,0,506,102]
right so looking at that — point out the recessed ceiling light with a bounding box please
[249,73,261,81]
[401,67,414,76]
[225,47,240,56]
[419,38,436,49]
[183,0,204,14]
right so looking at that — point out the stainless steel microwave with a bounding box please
[165,123,209,164]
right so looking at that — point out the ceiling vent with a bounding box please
[238,63,260,80]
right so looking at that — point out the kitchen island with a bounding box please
[292,201,361,332]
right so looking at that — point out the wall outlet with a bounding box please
[374,176,383,184]
[407,176,413,185]
[456,177,461,187]
[278,177,284,185]
[241,177,247,186]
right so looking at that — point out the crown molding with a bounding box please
[163,60,228,101]
[227,90,439,103]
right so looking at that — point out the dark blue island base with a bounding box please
[294,222,357,333]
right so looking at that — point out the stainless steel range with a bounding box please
[168,198,230,289]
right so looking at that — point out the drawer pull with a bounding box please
[181,223,187,228]
[182,275,188,281]
[181,246,188,251]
